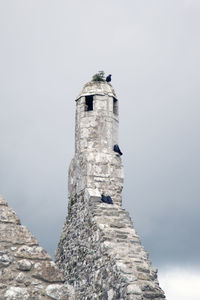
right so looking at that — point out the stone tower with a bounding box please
[56,79,166,300]
[68,80,124,205]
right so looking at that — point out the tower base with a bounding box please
[55,189,166,300]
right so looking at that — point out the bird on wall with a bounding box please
[113,144,123,156]
[101,194,113,204]
[106,74,112,82]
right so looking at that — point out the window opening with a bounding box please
[85,95,93,111]
[113,98,118,115]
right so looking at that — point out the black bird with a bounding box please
[106,74,112,82]
[113,144,123,156]
[101,194,113,204]
[106,196,113,204]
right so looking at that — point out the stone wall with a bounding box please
[0,195,75,300]
[69,81,124,206]
[68,152,124,205]
[55,189,166,300]
[56,80,166,299]
[0,80,166,299]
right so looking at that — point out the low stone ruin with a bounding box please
[0,195,75,300]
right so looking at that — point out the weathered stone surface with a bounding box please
[56,190,166,299]
[110,221,126,228]
[33,261,64,283]
[0,268,15,282]
[15,245,51,260]
[4,287,29,300]
[0,81,165,299]
[56,81,166,299]
[0,197,75,300]
[0,206,20,224]
[0,224,38,245]
[116,262,133,274]
[0,283,7,289]
[127,284,142,295]
[17,259,32,271]
[69,81,124,205]
[0,253,12,267]
[15,272,27,283]
[45,284,75,299]
[76,80,117,100]
[0,195,8,206]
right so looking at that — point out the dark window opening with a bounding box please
[85,96,93,111]
[113,98,118,115]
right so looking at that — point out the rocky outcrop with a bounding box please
[0,195,75,300]
[56,189,166,300]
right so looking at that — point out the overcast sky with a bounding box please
[1,1,200,298]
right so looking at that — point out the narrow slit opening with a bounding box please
[85,96,93,111]
[113,98,118,115]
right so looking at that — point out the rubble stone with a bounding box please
[55,81,166,299]
[15,245,51,260]
[0,81,166,299]
[4,287,29,300]
[33,261,64,283]
[0,195,75,300]
[17,259,32,271]
[0,195,8,206]
[45,284,74,299]
[0,206,20,224]
[0,253,12,267]
[0,224,38,245]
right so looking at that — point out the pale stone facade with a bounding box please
[56,81,166,299]
[68,81,124,205]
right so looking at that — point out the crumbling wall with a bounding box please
[0,195,75,300]
[55,190,166,300]
[56,80,166,299]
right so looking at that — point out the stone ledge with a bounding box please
[85,188,101,203]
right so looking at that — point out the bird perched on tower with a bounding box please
[106,74,112,82]
[113,144,123,156]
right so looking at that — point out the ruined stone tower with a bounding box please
[56,79,166,299]
[68,80,123,205]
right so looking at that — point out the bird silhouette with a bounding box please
[106,74,112,82]
[113,144,123,156]
[101,194,113,204]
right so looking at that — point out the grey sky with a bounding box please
[0,0,200,276]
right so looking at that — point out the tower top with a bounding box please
[75,81,117,101]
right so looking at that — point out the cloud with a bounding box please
[159,267,200,300]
